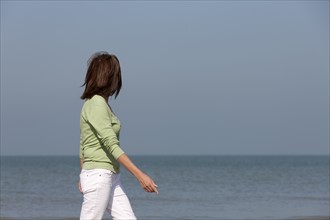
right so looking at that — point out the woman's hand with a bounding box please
[137,172,158,194]
[79,158,83,193]
[117,153,159,194]
[78,180,83,193]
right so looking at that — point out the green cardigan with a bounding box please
[80,95,124,173]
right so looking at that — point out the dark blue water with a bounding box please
[1,155,329,219]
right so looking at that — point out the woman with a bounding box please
[78,51,158,220]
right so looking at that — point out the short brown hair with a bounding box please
[80,52,122,100]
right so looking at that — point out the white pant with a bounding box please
[80,169,136,220]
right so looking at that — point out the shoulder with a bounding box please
[81,95,108,116]
[89,95,107,106]
[82,95,108,110]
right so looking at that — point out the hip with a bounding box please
[79,169,121,193]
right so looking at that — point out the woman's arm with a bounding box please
[117,153,158,194]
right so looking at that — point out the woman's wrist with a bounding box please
[133,169,144,180]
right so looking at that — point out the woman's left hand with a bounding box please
[78,180,83,193]
[137,172,158,194]
[117,153,159,194]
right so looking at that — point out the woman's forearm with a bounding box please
[117,153,143,178]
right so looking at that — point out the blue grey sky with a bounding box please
[1,1,329,156]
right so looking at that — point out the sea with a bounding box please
[0,155,329,220]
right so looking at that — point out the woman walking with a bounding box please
[78,51,158,220]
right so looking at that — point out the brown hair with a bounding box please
[80,51,122,100]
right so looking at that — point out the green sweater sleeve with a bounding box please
[86,104,124,160]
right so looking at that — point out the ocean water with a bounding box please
[0,155,329,219]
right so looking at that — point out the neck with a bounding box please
[101,95,109,103]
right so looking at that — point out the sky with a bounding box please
[1,1,329,156]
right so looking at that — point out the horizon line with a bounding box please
[0,153,329,157]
